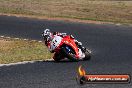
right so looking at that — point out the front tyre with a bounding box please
[62,46,79,62]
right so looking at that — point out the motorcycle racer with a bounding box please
[42,29,91,61]
[42,29,83,53]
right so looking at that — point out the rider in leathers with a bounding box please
[42,29,83,53]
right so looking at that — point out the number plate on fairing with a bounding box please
[50,35,62,51]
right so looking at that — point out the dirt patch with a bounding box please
[0,0,131,24]
[0,38,13,51]
[0,13,112,25]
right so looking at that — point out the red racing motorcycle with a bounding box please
[42,31,91,62]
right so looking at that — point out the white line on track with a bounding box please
[14,38,19,40]
[0,35,43,43]
[31,40,37,42]
[23,39,28,41]
[116,23,121,26]
[0,59,53,67]
[0,36,4,38]
[38,41,42,43]
[6,37,11,39]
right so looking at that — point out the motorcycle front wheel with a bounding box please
[61,46,79,62]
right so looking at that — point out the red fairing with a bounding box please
[55,36,80,59]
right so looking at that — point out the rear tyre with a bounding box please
[53,53,62,62]
[62,47,79,62]
[83,49,91,60]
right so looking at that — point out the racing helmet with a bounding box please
[43,29,51,36]
[42,29,53,41]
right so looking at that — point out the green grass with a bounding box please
[0,38,52,64]
[0,0,132,24]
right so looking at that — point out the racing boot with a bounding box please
[70,35,86,52]
[70,35,75,39]
[75,40,86,52]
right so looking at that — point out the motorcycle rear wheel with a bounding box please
[53,53,62,62]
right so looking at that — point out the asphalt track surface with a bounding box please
[0,15,132,88]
